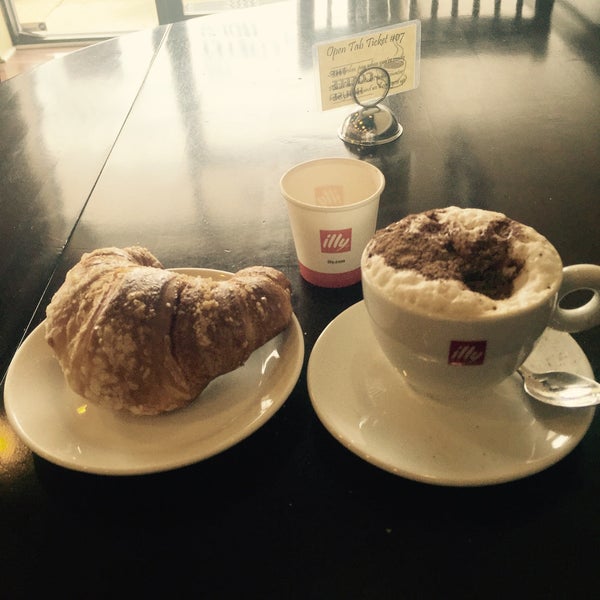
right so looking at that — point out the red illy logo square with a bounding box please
[448,340,487,366]
[320,228,352,253]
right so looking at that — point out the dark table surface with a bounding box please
[1,1,599,597]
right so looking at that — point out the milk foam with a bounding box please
[362,207,563,318]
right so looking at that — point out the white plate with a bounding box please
[4,268,304,475]
[308,302,596,486]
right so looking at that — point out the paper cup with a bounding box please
[280,157,385,288]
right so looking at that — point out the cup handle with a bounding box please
[549,264,600,333]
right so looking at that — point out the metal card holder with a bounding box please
[338,66,402,147]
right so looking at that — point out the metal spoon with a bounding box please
[518,365,600,408]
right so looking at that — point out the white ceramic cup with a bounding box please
[280,157,385,288]
[362,257,600,398]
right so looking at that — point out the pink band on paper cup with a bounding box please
[299,263,362,288]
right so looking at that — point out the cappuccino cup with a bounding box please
[361,207,600,398]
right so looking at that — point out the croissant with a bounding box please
[45,247,293,415]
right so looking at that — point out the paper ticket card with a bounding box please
[314,21,421,111]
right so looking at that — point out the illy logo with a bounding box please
[320,228,352,253]
[448,340,487,366]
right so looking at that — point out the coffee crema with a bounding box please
[362,207,563,318]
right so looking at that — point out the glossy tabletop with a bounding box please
[1,1,599,597]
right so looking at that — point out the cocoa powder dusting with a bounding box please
[368,210,525,300]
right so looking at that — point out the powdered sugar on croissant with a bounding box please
[45,247,293,415]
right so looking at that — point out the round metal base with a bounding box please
[339,105,403,147]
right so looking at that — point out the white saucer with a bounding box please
[308,302,596,486]
[4,268,304,475]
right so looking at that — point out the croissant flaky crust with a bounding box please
[45,247,293,415]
